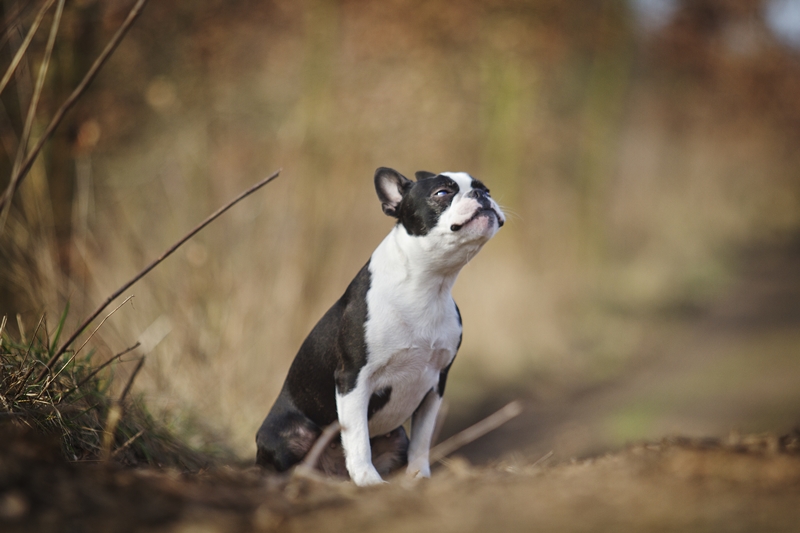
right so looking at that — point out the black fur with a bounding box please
[436,304,461,397]
[367,387,392,419]
[395,174,460,236]
[256,261,376,471]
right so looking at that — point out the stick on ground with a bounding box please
[429,400,523,464]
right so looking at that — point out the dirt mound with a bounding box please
[2,424,799,533]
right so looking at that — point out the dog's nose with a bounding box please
[467,189,486,199]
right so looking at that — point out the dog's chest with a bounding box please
[360,262,461,435]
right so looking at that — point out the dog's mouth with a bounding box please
[450,208,504,232]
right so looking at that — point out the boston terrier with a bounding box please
[256,167,505,485]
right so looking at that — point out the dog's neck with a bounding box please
[371,224,484,297]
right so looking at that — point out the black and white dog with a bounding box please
[256,167,504,485]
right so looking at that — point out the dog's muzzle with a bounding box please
[450,208,504,232]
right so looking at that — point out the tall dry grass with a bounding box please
[3,0,800,457]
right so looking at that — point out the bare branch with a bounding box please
[70,295,135,363]
[111,429,144,457]
[62,341,141,401]
[38,295,135,398]
[429,400,523,464]
[118,356,145,403]
[36,169,281,381]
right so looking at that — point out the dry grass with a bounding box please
[0,310,217,470]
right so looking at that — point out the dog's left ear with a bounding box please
[375,167,412,217]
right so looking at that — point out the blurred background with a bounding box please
[1,0,799,462]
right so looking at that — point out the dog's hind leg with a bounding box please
[371,426,409,475]
[256,391,321,472]
[317,426,409,478]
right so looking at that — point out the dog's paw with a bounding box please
[406,460,431,479]
[350,466,386,486]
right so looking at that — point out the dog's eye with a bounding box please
[433,189,450,197]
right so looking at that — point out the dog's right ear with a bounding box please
[374,167,412,218]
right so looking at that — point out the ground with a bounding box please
[2,424,800,532]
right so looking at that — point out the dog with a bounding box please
[256,167,504,485]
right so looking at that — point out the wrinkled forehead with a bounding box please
[428,172,489,194]
[438,172,475,192]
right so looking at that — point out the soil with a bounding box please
[2,423,800,533]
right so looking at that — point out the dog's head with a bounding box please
[375,167,505,246]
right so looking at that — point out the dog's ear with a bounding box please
[415,171,436,181]
[375,167,412,217]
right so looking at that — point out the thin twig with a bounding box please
[429,400,523,464]
[70,295,134,363]
[296,421,341,475]
[118,356,145,403]
[531,450,554,468]
[36,169,281,382]
[0,0,56,97]
[37,296,134,399]
[111,429,144,458]
[0,0,150,216]
[20,313,45,367]
[61,341,141,401]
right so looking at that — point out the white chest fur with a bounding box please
[360,227,462,436]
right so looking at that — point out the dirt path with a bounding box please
[457,235,800,464]
[2,422,800,533]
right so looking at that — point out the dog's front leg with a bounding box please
[406,388,442,479]
[336,385,384,486]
